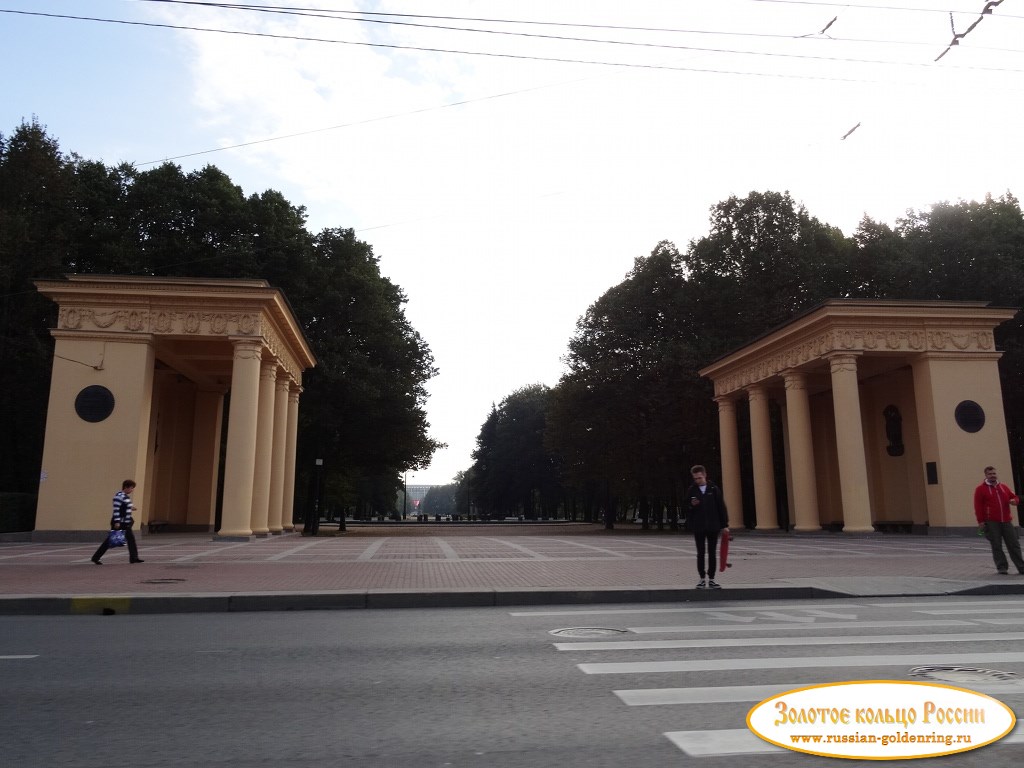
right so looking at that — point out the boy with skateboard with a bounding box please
[685,465,729,589]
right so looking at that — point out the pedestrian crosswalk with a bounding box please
[520,599,1024,759]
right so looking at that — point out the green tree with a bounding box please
[422,483,457,518]
[547,242,712,526]
[469,385,561,519]
[0,119,73,492]
[682,190,851,357]
[0,119,442,512]
[296,228,442,512]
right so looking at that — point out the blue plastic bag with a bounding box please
[108,529,126,547]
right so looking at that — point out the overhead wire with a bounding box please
[3,1,1020,182]
[130,0,1024,54]
[3,8,1020,78]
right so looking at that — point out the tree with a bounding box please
[469,385,561,519]
[0,119,72,492]
[681,190,851,358]
[421,483,457,518]
[294,227,442,510]
[547,242,715,526]
[0,119,442,513]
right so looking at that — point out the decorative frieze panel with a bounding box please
[258,321,300,380]
[59,306,262,337]
[712,325,998,397]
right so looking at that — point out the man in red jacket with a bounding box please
[973,466,1023,575]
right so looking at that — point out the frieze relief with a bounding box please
[259,322,299,379]
[712,326,996,396]
[58,307,262,337]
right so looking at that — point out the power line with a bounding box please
[748,0,1020,16]
[0,9,903,79]
[132,0,1023,54]
[4,8,1019,77]
[935,0,1006,61]
[136,81,584,166]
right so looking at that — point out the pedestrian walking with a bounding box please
[973,466,1023,575]
[91,480,144,565]
[685,464,729,589]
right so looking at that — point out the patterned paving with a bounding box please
[0,524,1013,597]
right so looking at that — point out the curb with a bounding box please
[6,582,1015,616]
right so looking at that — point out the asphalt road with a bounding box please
[5,596,1024,767]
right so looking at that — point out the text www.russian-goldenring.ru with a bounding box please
[790,732,972,747]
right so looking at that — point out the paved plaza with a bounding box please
[2,523,1023,613]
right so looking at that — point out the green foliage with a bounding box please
[0,119,440,510]
[421,483,457,517]
[469,189,1024,520]
[469,385,561,519]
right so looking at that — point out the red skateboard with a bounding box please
[719,529,732,570]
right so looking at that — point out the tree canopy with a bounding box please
[461,189,1024,524]
[0,119,441,515]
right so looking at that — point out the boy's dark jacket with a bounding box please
[684,482,729,532]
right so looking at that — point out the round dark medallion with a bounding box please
[954,400,985,433]
[74,385,115,423]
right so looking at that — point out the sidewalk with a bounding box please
[2,523,1022,615]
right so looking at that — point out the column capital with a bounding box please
[260,360,279,380]
[714,395,738,411]
[826,351,861,374]
[782,369,808,389]
[747,383,769,402]
[231,338,264,360]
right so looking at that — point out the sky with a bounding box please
[3,0,1022,486]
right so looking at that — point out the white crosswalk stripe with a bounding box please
[528,603,1024,759]
[555,631,1024,651]
[579,651,1024,674]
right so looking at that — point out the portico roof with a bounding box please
[699,299,1017,398]
[34,274,316,386]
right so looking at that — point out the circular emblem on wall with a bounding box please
[74,385,115,423]
[954,400,986,433]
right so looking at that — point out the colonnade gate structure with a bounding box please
[699,300,1018,534]
[32,275,316,541]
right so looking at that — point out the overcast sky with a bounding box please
[3,0,1022,485]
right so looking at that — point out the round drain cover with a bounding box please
[909,665,1020,684]
[549,627,629,638]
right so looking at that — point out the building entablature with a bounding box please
[699,299,1015,399]
[35,274,316,384]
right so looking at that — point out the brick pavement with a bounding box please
[2,523,1023,613]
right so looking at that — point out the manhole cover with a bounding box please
[549,627,629,638]
[140,578,187,584]
[909,665,1021,684]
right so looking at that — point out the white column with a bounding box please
[748,384,778,530]
[828,353,874,532]
[219,339,263,539]
[281,383,302,531]
[715,396,744,528]
[249,361,278,537]
[783,370,820,531]
[267,372,290,534]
